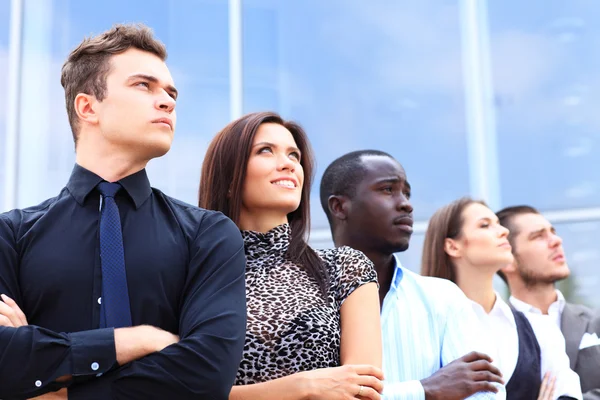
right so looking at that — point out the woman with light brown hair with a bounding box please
[421,197,582,400]
[198,111,383,399]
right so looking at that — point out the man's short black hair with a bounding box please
[495,205,541,284]
[319,150,393,226]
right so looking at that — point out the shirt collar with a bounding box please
[471,292,516,327]
[509,288,566,315]
[508,295,534,313]
[390,254,405,289]
[66,164,152,209]
[554,289,566,313]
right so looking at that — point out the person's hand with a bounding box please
[537,372,556,400]
[298,364,384,399]
[421,351,504,400]
[28,388,68,399]
[133,325,179,354]
[115,325,180,365]
[0,294,28,327]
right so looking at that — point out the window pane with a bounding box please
[16,0,229,208]
[553,220,600,309]
[490,1,600,210]
[242,0,471,228]
[0,2,10,212]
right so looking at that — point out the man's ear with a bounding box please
[74,93,99,126]
[444,237,461,258]
[328,195,349,221]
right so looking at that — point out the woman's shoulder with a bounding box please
[315,246,377,302]
[315,245,372,269]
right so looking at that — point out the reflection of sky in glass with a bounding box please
[553,220,600,309]
[15,0,229,207]
[242,0,471,228]
[489,1,600,211]
[3,0,600,308]
[0,1,10,212]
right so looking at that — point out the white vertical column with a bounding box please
[4,0,24,211]
[229,0,243,120]
[16,0,55,207]
[459,0,501,210]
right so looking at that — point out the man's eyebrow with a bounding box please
[527,227,545,239]
[127,74,178,99]
[373,177,399,185]
[372,178,410,190]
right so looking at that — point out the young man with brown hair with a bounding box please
[497,205,600,399]
[0,24,247,399]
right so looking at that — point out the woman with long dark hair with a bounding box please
[421,197,582,400]
[199,111,383,400]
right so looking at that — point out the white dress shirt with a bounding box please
[510,289,566,329]
[470,294,519,383]
[381,256,505,400]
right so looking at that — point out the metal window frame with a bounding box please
[228,0,243,121]
[460,0,501,211]
[4,0,23,211]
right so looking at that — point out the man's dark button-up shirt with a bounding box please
[0,164,247,399]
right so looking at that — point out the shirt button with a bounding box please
[91,362,99,371]
[35,380,42,387]
[97,297,102,305]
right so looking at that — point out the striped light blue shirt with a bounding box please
[381,256,506,399]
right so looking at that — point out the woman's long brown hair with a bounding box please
[421,197,486,283]
[199,111,329,297]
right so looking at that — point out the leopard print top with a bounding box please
[235,223,377,385]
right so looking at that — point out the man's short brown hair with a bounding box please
[60,23,167,145]
[495,205,541,283]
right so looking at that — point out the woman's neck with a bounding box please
[238,210,288,233]
[455,262,497,313]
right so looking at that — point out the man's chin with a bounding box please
[523,271,570,286]
[145,141,172,159]
[391,241,410,253]
[550,271,571,283]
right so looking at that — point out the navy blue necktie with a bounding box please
[97,182,132,328]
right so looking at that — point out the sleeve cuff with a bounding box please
[382,380,425,400]
[68,328,117,377]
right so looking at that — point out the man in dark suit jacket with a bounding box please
[496,205,600,400]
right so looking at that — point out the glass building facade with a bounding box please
[1,0,599,307]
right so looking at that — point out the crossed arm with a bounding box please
[0,212,247,399]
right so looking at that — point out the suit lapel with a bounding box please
[561,303,589,370]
